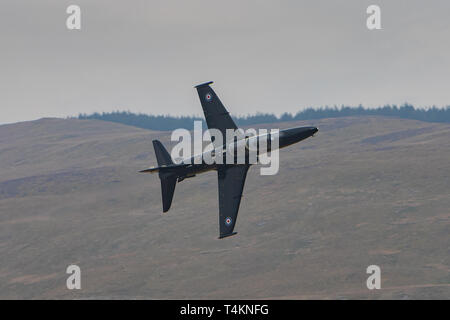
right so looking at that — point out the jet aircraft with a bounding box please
[140,82,318,238]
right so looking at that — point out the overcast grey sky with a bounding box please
[1,0,450,124]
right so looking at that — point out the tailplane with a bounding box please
[152,140,177,212]
[160,175,177,212]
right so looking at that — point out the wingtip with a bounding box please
[218,232,237,239]
[194,81,214,88]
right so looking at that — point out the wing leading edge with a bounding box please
[195,81,237,148]
[195,82,248,239]
[217,165,250,239]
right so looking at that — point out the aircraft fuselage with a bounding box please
[176,126,318,182]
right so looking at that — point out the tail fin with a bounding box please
[152,140,177,212]
[153,140,173,166]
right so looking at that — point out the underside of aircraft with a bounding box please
[140,82,318,238]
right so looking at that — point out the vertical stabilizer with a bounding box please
[153,140,173,166]
[152,140,177,212]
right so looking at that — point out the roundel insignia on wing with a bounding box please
[225,217,232,226]
[205,93,212,102]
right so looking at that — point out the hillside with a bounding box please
[0,117,449,299]
[77,105,450,132]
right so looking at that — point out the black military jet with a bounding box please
[140,81,318,238]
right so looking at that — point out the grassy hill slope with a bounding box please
[0,117,449,299]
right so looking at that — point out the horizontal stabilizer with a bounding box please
[161,175,177,212]
[139,163,190,174]
[139,167,159,173]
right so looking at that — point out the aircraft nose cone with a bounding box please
[283,126,315,136]
[300,126,318,136]
[279,126,318,148]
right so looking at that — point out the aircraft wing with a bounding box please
[217,164,250,238]
[195,81,237,148]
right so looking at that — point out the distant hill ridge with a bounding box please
[77,104,450,131]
